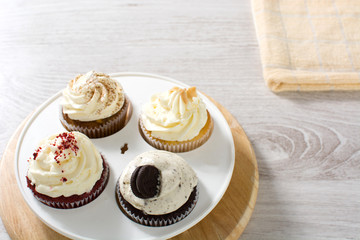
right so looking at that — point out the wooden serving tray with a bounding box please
[0,98,258,240]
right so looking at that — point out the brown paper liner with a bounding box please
[26,156,110,209]
[115,179,198,227]
[139,111,214,153]
[60,96,132,138]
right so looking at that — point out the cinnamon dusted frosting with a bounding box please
[141,87,208,141]
[62,71,125,121]
[119,150,197,215]
[27,132,103,198]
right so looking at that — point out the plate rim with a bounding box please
[14,72,236,240]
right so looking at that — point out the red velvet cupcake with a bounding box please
[26,131,109,209]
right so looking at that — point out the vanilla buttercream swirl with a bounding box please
[62,71,124,121]
[119,150,198,215]
[141,87,208,141]
[27,132,103,198]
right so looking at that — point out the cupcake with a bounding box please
[116,150,198,226]
[26,131,109,209]
[139,86,213,152]
[60,71,132,138]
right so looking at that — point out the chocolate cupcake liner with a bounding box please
[139,116,214,153]
[27,157,110,209]
[116,180,199,227]
[34,182,106,209]
[60,96,132,138]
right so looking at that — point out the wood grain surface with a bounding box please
[0,100,258,240]
[0,0,360,239]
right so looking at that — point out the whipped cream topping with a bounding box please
[119,150,198,215]
[27,132,103,198]
[62,71,125,121]
[141,87,208,141]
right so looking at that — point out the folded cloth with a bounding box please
[252,0,360,92]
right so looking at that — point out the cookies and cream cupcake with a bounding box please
[116,150,198,226]
[139,86,213,152]
[60,71,132,138]
[26,131,109,209]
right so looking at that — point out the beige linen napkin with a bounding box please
[252,0,360,92]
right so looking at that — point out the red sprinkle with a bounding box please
[32,147,42,160]
[52,132,79,164]
[60,177,67,182]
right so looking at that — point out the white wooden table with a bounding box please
[0,0,359,239]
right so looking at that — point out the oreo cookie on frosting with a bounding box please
[116,150,198,226]
[130,165,160,199]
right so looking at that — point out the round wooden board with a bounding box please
[0,98,258,240]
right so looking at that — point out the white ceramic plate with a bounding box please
[15,73,235,240]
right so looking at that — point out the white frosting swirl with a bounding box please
[141,87,208,141]
[62,71,125,121]
[27,132,103,198]
[119,150,197,215]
